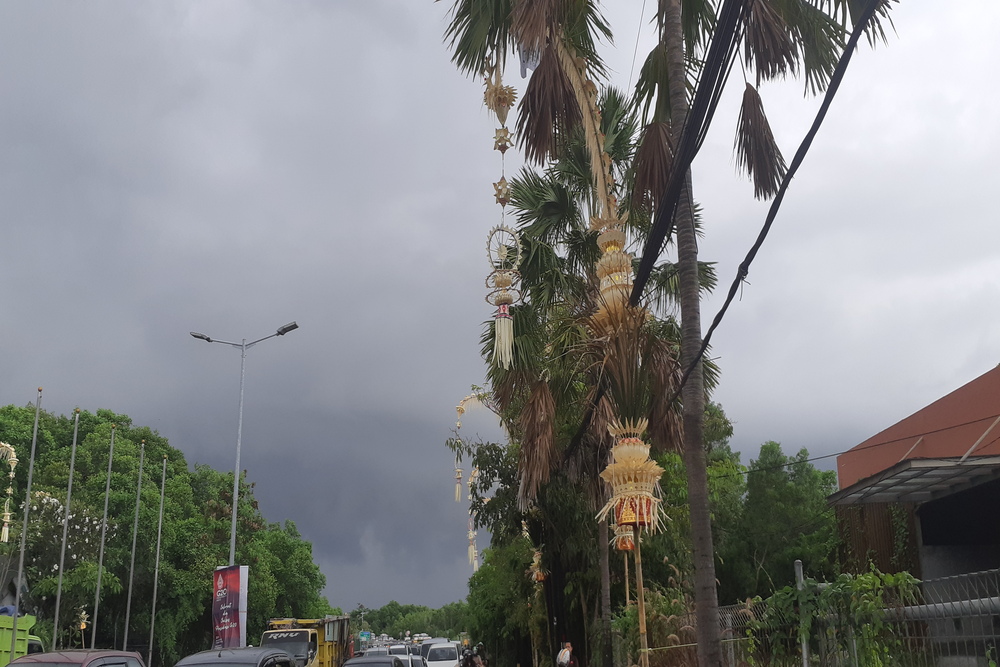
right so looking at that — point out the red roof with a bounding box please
[837,365,1000,488]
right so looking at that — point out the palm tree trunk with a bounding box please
[598,518,612,667]
[662,0,722,665]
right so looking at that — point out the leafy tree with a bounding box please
[0,405,334,665]
[720,442,838,601]
[440,1,896,663]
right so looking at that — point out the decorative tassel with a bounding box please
[455,467,463,503]
[493,305,514,369]
[1,519,8,543]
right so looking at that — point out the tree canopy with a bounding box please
[0,404,337,666]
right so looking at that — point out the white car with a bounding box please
[425,644,459,667]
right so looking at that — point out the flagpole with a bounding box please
[10,388,42,659]
[148,455,167,667]
[123,440,145,650]
[92,424,117,648]
[53,408,81,650]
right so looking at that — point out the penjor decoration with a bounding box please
[483,64,522,369]
[0,443,17,542]
[597,418,665,531]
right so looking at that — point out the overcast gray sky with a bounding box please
[1,2,997,611]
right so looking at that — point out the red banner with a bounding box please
[212,565,247,648]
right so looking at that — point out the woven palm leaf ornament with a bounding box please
[486,225,522,368]
[597,418,665,539]
[0,443,16,542]
[483,64,523,369]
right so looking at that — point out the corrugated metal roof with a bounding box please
[828,456,1000,505]
[837,365,1000,489]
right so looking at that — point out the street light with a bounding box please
[190,321,299,565]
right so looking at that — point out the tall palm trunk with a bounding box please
[598,518,612,667]
[662,0,722,665]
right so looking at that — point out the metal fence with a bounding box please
[616,569,1000,667]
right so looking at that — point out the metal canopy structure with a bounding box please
[829,455,1000,506]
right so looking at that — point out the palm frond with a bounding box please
[440,0,514,76]
[517,379,557,508]
[779,0,845,94]
[734,83,786,200]
[516,42,581,164]
[647,326,684,454]
[632,121,674,213]
[743,0,798,84]
[511,0,562,57]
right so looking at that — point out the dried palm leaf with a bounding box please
[516,42,581,165]
[743,0,798,84]
[517,379,557,509]
[735,82,786,200]
[511,0,562,57]
[647,335,683,453]
[632,121,674,213]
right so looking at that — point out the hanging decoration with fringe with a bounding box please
[614,523,636,551]
[597,418,665,532]
[0,442,17,543]
[483,64,522,370]
[486,225,522,369]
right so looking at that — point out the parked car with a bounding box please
[176,647,294,667]
[10,650,145,667]
[418,641,449,662]
[344,657,404,667]
[424,644,459,667]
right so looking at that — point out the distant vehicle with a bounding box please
[0,615,45,667]
[261,617,353,667]
[418,641,449,662]
[10,650,144,667]
[176,647,292,667]
[344,657,404,667]
[424,644,459,667]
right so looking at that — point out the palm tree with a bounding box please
[441,1,895,665]
[630,2,896,663]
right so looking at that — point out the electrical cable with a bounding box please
[630,0,748,299]
[709,411,1000,481]
[659,0,885,408]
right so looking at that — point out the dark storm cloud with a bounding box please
[2,0,999,611]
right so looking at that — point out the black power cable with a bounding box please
[656,0,885,407]
[630,0,748,301]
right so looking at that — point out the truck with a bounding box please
[260,617,351,667]
[0,614,43,667]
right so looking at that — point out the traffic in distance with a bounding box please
[6,616,487,667]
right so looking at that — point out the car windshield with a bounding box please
[427,648,457,662]
[388,648,407,656]
[17,664,82,667]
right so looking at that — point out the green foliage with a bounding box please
[0,405,333,665]
[746,569,920,667]
[716,441,839,602]
[466,540,537,667]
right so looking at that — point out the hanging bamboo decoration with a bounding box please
[597,418,665,531]
[0,443,17,543]
[484,64,522,369]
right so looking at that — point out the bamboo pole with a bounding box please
[634,527,649,667]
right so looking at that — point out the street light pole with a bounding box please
[190,321,298,566]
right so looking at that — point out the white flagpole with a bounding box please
[148,455,167,667]
[92,424,117,648]
[53,408,81,649]
[123,440,145,650]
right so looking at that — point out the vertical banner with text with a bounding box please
[212,565,249,648]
